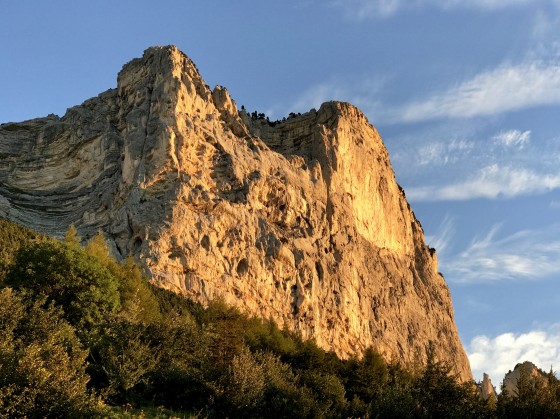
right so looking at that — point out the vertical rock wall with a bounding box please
[0,45,472,381]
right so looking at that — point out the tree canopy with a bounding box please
[0,218,558,418]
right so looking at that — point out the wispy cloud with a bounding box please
[330,0,402,19]
[493,129,531,148]
[425,215,455,255]
[532,5,560,41]
[444,224,560,283]
[331,0,538,19]
[416,139,474,166]
[468,326,560,384]
[407,164,560,201]
[286,60,560,125]
[287,77,387,118]
[395,62,560,122]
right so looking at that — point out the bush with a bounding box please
[497,365,560,418]
[5,240,121,327]
[0,288,97,418]
[6,218,556,418]
[0,218,44,282]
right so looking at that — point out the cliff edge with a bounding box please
[0,45,472,381]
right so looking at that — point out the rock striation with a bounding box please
[0,45,472,381]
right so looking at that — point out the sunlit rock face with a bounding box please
[0,45,472,382]
[480,373,498,401]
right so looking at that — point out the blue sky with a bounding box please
[2,0,560,384]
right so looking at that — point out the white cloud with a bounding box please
[331,0,538,19]
[468,327,560,385]
[493,129,531,148]
[444,224,560,283]
[395,62,560,122]
[407,164,560,201]
[287,62,560,125]
[416,139,474,166]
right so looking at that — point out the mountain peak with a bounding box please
[0,46,472,382]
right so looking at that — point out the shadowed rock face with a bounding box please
[0,45,472,381]
[502,361,544,396]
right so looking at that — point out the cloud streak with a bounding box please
[415,139,474,167]
[468,327,560,384]
[287,60,560,125]
[425,215,455,255]
[493,129,531,148]
[395,62,560,122]
[287,76,387,119]
[331,0,539,19]
[444,224,560,283]
[406,164,560,201]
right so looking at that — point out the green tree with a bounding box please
[346,347,388,403]
[411,353,487,418]
[257,350,316,419]
[0,288,96,418]
[5,240,121,327]
[94,319,160,400]
[223,346,266,414]
[497,364,560,418]
[371,364,417,419]
[301,370,346,417]
[64,224,81,247]
[116,257,162,325]
[0,218,44,282]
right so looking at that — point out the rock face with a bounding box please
[502,361,543,396]
[480,373,498,401]
[0,45,472,381]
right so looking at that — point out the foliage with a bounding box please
[1,218,560,417]
[497,364,560,418]
[0,217,45,282]
[5,239,121,327]
[0,288,97,418]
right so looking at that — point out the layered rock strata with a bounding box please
[0,45,472,381]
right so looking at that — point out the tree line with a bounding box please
[0,218,559,418]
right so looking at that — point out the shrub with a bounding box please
[0,288,97,418]
[5,240,121,327]
[0,218,44,282]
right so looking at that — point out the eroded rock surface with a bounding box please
[0,45,472,381]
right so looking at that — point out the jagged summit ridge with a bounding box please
[0,45,472,381]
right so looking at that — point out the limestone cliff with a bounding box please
[0,45,472,381]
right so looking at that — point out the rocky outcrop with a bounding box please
[480,373,498,402]
[502,361,544,396]
[0,45,472,381]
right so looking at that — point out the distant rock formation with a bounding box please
[480,373,498,402]
[0,45,472,381]
[502,361,544,396]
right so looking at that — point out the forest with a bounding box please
[0,218,559,418]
